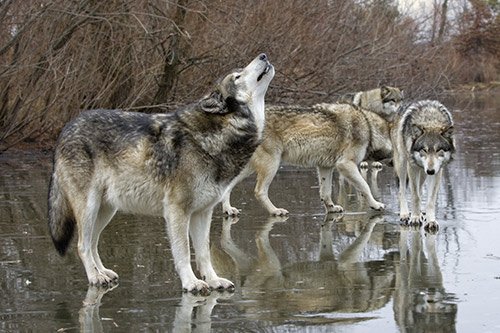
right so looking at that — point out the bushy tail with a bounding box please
[48,173,75,255]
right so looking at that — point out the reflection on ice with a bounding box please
[214,213,396,319]
[394,229,457,332]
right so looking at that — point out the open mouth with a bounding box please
[257,64,272,82]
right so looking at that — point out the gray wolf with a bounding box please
[222,102,391,216]
[338,86,403,194]
[391,100,455,231]
[48,53,274,293]
[337,85,403,120]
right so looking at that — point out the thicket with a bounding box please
[0,0,499,150]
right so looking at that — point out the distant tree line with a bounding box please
[0,0,498,150]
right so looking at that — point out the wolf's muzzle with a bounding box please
[257,53,272,82]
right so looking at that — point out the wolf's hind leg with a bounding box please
[221,165,253,216]
[77,190,116,286]
[91,203,118,281]
[336,159,385,210]
[190,209,234,291]
[317,167,343,213]
[254,152,288,216]
[221,191,239,217]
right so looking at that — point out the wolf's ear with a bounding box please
[411,124,424,138]
[200,91,228,114]
[381,85,389,97]
[442,125,454,139]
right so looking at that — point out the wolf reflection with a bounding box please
[212,213,396,315]
[394,229,457,333]
[78,213,457,332]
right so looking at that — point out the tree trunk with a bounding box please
[153,0,189,105]
[437,0,448,43]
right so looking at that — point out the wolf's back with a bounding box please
[47,170,75,256]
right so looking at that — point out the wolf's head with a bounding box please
[411,125,455,175]
[200,54,274,136]
[380,85,403,116]
[218,53,274,105]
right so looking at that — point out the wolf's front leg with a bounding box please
[336,159,385,210]
[424,170,443,232]
[408,166,425,226]
[190,209,234,291]
[393,153,410,223]
[369,162,383,198]
[317,167,343,213]
[165,206,210,294]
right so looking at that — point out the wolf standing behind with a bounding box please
[48,54,274,293]
[338,85,403,120]
[391,100,455,231]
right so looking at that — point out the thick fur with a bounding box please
[391,100,455,232]
[339,86,403,171]
[48,54,274,293]
[222,103,391,216]
[338,86,403,120]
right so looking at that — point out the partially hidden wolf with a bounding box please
[338,86,403,171]
[337,86,403,120]
[391,100,455,231]
[48,54,274,293]
[222,102,392,216]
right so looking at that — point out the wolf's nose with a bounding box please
[426,169,435,175]
[259,53,267,61]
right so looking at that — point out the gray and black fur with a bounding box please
[48,53,274,293]
[391,100,455,232]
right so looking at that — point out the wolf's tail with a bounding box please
[48,173,75,256]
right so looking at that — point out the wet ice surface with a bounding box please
[0,93,499,332]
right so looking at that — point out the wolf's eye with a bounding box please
[235,74,241,80]
[419,149,427,156]
[438,150,445,157]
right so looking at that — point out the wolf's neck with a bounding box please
[248,97,266,138]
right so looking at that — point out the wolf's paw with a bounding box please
[370,201,385,211]
[89,270,118,287]
[371,161,383,170]
[360,161,369,169]
[207,277,235,292]
[327,204,344,213]
[224,206,241,217]
[102,268,119,281]
[183,279,211,296]
[409,214,423,225]
[424,221,439,233]
[270,208,289,216]
[409,212,425,226]
[400,213,410,224]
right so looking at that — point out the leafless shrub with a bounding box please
[0,0,498,150]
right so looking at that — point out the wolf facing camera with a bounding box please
[391,100,455,231]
